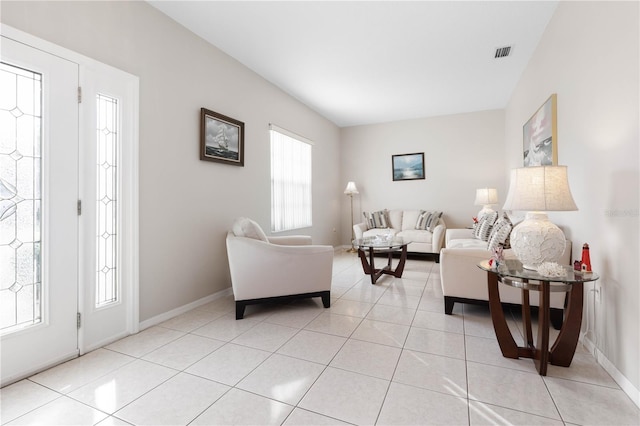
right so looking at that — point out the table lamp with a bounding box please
[502,166,578,269]
[344,181,359,253]
[474,188,498,219]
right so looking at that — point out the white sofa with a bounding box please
[226,218,334,319]
[439,228,571,328]
[353,209,446,261]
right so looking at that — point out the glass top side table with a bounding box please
[477,259,599,376]
[353,237,408,284]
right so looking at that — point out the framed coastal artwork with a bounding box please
[523,94,558,167]
[200,108,245,166]
[392,152,425,181]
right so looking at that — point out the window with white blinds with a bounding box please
[270,124,312,232]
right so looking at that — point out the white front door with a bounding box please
[1,28,139,386]
[1,37,80,385]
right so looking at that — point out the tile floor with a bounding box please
[2,251,639,425]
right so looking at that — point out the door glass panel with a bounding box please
[96,94,118,307]
[0,62,42,335]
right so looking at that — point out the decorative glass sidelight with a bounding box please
[96,94,118,307]
[0,62,43,335]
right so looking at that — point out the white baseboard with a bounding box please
[138,287,233,331]
[582,336,640,409]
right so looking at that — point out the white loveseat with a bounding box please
[440,227,571,328]
[226,218,334,319]
[353,209,446,261]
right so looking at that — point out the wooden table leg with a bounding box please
[550,282,584,367]
[390,244,407,278]
[487,271,519,358]
[534,280,550,376]
[521,285,534,348]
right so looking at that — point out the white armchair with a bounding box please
[226,218,334,319]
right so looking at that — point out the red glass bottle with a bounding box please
[581,243,592,272]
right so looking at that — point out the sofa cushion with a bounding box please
[387,209,404,230]
[363,210,390,229]
[232,217,269,242]
[402,210,421,231]
[398,229,433,244]
[488,213,513,251]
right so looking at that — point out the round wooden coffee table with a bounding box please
[353,237,408,284]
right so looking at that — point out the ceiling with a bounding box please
[148,1,558,128]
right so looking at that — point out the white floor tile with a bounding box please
[465,334,537,373]
[276,329,347,364]
[299,367,389,426]
[393,349,467,397]
[7,396,108,425]
[105,326,184,358]
[330,339,401,380]
[0,380,60,424]
[304,312,362,337]
[350,318,410,347]
[67,359,177,414]
[376,291,421,309]
[141,333,224,370]
[191,313,260,341]
[263,302,324,328]
[404,327,466,359]
[237,354,324,405]
[468,400,564,425]
[191,388,293,425]
[544,376,640,425]
[29,348,135,394]
[282,408,351,425]
[231,321,299,352]
[545,350,619,388]
[158,308,225,332]
[412,309,465,334]
[95,417,132,426]
[377,382,469,425]
[114,372,229,425]
[340,284,386,304]
[365,303,416,326]
[185,343,270,386]
[327,299,373,318]
[467,361,560,420]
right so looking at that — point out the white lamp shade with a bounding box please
[344,181,359,195]
[502,166,577,212]
[474,188,498,206]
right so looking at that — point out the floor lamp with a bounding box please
[344,181,359,253]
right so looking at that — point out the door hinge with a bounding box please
[77,312,81,329]
[78,86,82,103]
[77,200,82,215]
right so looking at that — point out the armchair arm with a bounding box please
[353,222,367,239]
[431,223,446,253]
[445,228,475,246]
[268,235,312,246]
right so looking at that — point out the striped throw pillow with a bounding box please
[488,213,513,251]
[363,210,389,229]
[416,210,443,232]
[475,211,498,241]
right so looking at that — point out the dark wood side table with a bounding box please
[477,259,599,376]
[354,237,408,284]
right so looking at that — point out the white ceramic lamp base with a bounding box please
[510,212,566,270]
[477,206,496,219]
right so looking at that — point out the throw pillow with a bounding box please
[426,211,443,232]
[232,217,269,242]
[475,211,498,241]
[363,210,389,229]
[488,213,513,251]
[415,210,431,230]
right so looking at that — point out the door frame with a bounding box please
[1,24,140,357]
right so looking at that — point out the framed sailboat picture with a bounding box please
[200,108,244,166]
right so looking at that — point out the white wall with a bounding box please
[505,1,639,394]
[340,110,505,240]
[1,1,342,321]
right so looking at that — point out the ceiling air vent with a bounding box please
[494,46,512,58]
